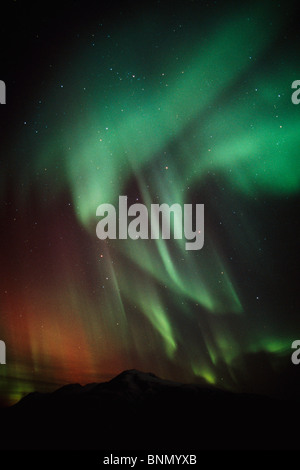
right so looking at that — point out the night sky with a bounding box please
[0,0,299,405]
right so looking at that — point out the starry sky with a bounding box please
[0,0,299,405]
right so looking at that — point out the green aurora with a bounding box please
[0,0,299,404]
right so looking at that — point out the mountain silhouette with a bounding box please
[0,369,298,450]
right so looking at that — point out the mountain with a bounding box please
[0,369,298,450]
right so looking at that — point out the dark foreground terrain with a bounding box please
[0,369,298,450]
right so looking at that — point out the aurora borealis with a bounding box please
[0,0,299,406]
